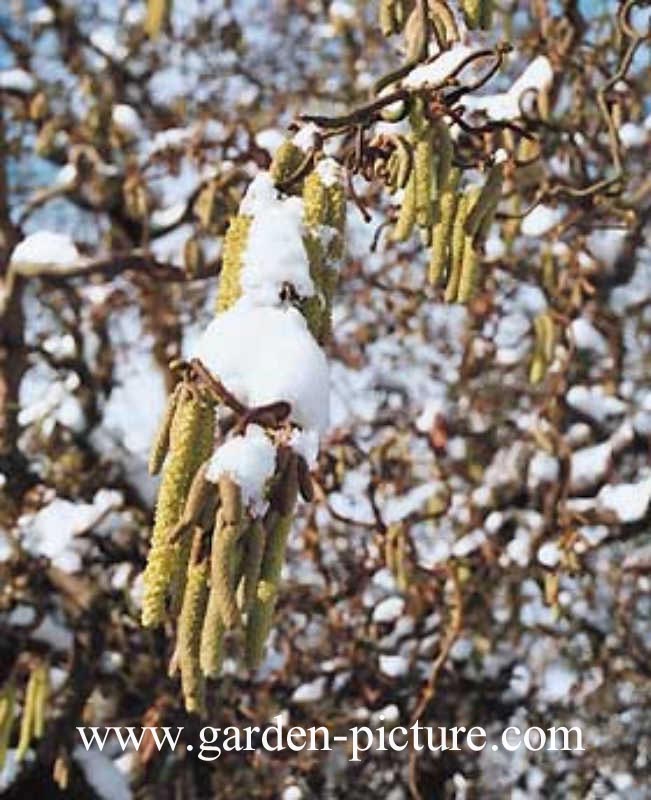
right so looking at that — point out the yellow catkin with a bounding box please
[142,390,214,627]
[245,458,299,670]
[242,519,266,614]
[392,173,416,242]
[194,180,218,230]
[434,120,454,193]
[209,479,242,629]
[179,538,209,714]
[144,0,169,37]
[148,383,182,476]
[385,523,400,575]
[302,171,333,342]
[428,181,459,285]
[16,669,38,762]
[464,164,504,240]
[480,0,494,29]
[0,682,16,769]
[269,140,305,186]
[445,192,470,303]
[302,170,329,229]
[200,512,227,678]
[457,234,480,304]
[413,133,434,231]
[216,215,252,313]
[460,0,482,29]
[32,663,49,739]
[530,313,556,383]
[380,0,397,36]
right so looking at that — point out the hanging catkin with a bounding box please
[178,533,209,714]
[245,453,299,669]
[0,682,15,768]
[142,388,214,627]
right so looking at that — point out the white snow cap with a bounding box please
[10,231,80,267]
[597,477,651,524]
[0,68,36,93]
[292,123,320,152]
[193,304,329,433]
[403,44,478,88]
[238,172,315,306]
[521,204,563,237]
[464,55,553,121]
[206,425,276,514]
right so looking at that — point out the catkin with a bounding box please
[179,534,209,714]
[428,171,459,285]
[464,164,504,241]
[144,0,169,37]
[270,140,305,186]
[0,682,15,769]
[480,0,494,30]
[445,192,470,302]
[460,0,483,29]
[211,478,242,629]
[530,313,556,384]
[434,120,454,194]
[457,234,480,304]
[216,215,252,313]
[414,132,435,231]
[148,383,182,476]
[245,456,299,669]
[32,663,49,739]
[241,519,266,614]
[392,173,416,242]
[142,389,214,627]
[16,668,38,761]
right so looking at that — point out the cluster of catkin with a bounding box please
[142,141,344,713]
[380,0,493,50]
[0,661,50,768]
[387,100,504,303]
[529,311,557,384]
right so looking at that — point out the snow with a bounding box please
[403,44,478,89]
[20,491,123,573]
[206,425,277,514]
[293,123,320,151]
[596,477,651,523]
[315,157,343,187]
[56,163,78,187]
[239,174,316,305]
[528,451,559,489]
[0,68,35,93]
[291,676,326,703]
[463,56,553,121]
[10,231,80,267]
[73,747,132,800]
[379,654,408,678]
[19,368,86,435]
[102,365,167,457]
[372,596,405,624]
[330,1,356,22]
[256,128,286,155]
[537,542,561,568]
[566,385,627,424]
[193,304,330,432]
[289,428,320,469]
[112,104,143,137]
[618,122,647,149]
[520,205,563,237]
[570,441,611,492]
[570,317,608,356]
[90,28,129,62]
[539,660,577,704]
